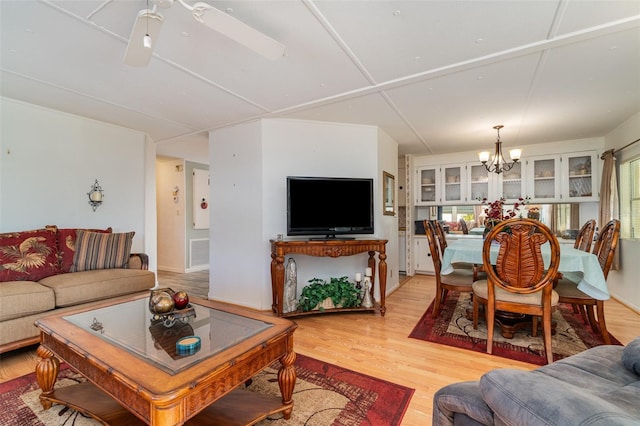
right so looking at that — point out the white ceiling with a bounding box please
[2,0,639,160]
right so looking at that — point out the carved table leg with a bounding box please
[277,350,297,420]
[36,345,60,409]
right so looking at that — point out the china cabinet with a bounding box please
[497,161,526,202]
[467,163,493,202]
[561,151,598,202]
[525,155,561,202]
[415,166,438,205]
[415,164,465,205]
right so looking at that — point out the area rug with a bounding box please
[0,353,413,426]
[409,291,622,365]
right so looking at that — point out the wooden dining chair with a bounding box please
[472,218,561,364]
[458,218,469,234]
[574,219,597,252]
[554,219,620,345]
[424,220,481,277]
[424,220,477,318]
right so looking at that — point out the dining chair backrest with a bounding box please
[424,221,443,275]
[458,218,469,234]
[482,218,560,293]
[575,219,597,252]
[433,220,448,254]
[592,219,620,279]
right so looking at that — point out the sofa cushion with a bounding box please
[479,344,640,425]
[622,337,640,375]
[39,268,155,307]
[433,381,494,426]
[0,280,55,321]
[0,228,60,282]
[47,226,112,272]
[71,230,134,272]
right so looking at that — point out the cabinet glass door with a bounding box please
[418,167,437,204]
[530,157,559,200]
[469,164,490,202]
[501,162,525,201]
[566,154,594,200]
[442,165,463,203]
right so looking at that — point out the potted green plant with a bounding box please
[298,276,361,312]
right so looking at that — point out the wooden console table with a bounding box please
[270,239,388,318]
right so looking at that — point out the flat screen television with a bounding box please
[287,176,374,239]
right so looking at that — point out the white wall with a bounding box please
[605,111,640,312]
[0,98,155,267]
[209,118,398,310]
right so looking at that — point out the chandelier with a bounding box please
[478,125,522,174]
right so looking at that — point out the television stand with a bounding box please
[269,239,388,318]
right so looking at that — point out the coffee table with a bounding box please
[34,292,297,425]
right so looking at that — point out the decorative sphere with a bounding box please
[150,292,175,314]
[173,291,190,309]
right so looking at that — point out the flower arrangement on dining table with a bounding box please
[478,196,530,226]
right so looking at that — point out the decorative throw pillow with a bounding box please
[622,337,640,375]
[71,230,134,272]
[0,228,60,282]
[48,226,113,272]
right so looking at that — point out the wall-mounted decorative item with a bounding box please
[383,171,395,216]
[87,179,104,212]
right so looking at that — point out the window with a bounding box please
[620,156,640,239]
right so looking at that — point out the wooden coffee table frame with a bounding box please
[34,293,297,425]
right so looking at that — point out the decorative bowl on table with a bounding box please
[149,288,196,328]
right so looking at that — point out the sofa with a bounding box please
[433,337,640,425]
[0,226,156,353]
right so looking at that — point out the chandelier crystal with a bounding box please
[478,125,522,174]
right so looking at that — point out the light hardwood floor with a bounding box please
[1,272,638,425]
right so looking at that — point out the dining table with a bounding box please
[441,238,609,300]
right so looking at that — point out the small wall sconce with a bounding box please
[88,179,104,212]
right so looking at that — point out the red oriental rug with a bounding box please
[0,353,413,426]
[409,291,621,366]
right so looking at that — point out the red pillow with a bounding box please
[53,227,112,272]
[0,228,60,282]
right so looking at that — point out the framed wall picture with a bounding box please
[383,171,395,216]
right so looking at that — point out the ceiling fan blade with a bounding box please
[191,2,285,60]
[123,9,164,67]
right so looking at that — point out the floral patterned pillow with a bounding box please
[0,228,60,282]
[48,226,112,272]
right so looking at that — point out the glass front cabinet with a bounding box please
[561,151,598,202]
[525,155,561,202]
[468,163,493,203]
[497,161,526,203]
[416,166,438,205]
[415,164,466,205]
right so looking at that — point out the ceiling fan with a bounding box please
[123,0,285,67]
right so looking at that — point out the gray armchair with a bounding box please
[433,337,640,425]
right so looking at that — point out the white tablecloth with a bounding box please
[441,238,609,300]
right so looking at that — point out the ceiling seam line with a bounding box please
[378,91,434,155]
[1,68,201,131]
[301,0,378,85]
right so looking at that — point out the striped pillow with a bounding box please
[71,230,134,272]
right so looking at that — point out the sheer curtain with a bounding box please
[599,149,620,269]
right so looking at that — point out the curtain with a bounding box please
[599,149,620,270]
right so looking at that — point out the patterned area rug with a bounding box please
[409,291,621,365]
[0,353,413,426]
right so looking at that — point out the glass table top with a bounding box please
[64,297,273,375]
